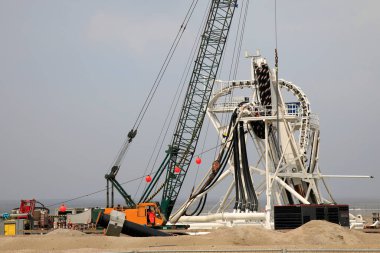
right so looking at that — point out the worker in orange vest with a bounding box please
[147,207,155,225]
[58,203,67,215]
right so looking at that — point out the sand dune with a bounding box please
[0,221,379,252]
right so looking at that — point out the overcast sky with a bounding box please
[0,1,379,208]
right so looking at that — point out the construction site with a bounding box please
[0,0,380,252]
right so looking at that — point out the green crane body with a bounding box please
[159,0,237,220]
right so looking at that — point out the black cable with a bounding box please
[232,0,250,79]
[239,122,251,210]
[274,0,281,169]
[227,0,245,81]
[178,113,237,216]
[186,194,207,216]
[182,136,233,216]
[187,118,236,199]
[195,194,208,216]
[200,112,237,194]
[106,0,200,178]
[186,196,204,216]
[202,141,233,193]
[239,122,258,211]
[45,171,158,208]
[232,116,244,210]
[215,0,246,157]
[274,0,278,50]
[135,3,212,199]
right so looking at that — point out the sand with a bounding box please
[0,221,379,253]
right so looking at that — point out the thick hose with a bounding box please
[233,123,246,211]
[239,122,258,211]
[97,213,171,237]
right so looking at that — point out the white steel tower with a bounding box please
[171,53,335,229]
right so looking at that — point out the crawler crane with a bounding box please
[102,0,238,228]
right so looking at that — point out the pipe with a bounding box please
[239,121,258,211]
[170,169,232,223]
[97,213,171,237]
[233,123,245,210]
[0,213,30,219]
[274,176,310,204]
[178,212,266,223]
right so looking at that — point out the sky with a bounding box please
[0,0,379,208]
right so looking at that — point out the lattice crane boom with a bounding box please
[159,0,237,219]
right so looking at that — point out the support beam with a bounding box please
[273,176,310,204]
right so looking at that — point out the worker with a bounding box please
[212,160,221,173]
[147,207,155,225]
[58,203,67,215]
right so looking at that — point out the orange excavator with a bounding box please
[103,202,165,227]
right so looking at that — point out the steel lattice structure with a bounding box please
[160,0,237,219]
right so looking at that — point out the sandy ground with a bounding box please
[0,221,380,253]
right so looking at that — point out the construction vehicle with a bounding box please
[18,199,36,219]
[103,202,165,227]
[1,199,51,233]
[100,0,238,231]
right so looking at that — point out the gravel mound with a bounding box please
[287,220,363,245]
[46,229,87,237]
[205,220,371,245]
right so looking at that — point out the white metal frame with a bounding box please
[170,53,371,229]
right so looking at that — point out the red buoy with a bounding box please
[195,157,202,165]
[174,166,181,173]
[145,175,152,183]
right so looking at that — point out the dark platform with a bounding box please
[274,204,349,230]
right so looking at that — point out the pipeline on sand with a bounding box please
[97,212,172,237]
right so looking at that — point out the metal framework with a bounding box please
[170,53,334,228]
[158,0,237,219]
[105,129,137,208]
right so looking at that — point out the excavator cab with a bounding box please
[138,203,165,227]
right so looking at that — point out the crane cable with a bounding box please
[46,141,225,209]
[107,0,200,175]
[274,0,281,159]
[147,0,209,177]
[133,1,210,200]
[131,0,199,132]
[213,0,250,159]
[193,0,250,185]
[45,172,157,208]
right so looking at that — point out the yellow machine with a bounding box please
[104,202,165,227]
[4,221,16,236]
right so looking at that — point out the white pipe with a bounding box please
[320,175,374,179]
[217,180,235,213]
[170,170,232,223]
[0,213,29,219]
[274,176,310,204]
[178,212,266,223]
[186,223,225,229]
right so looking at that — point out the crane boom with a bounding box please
[159,0,237,219]
[105,129,137,207]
